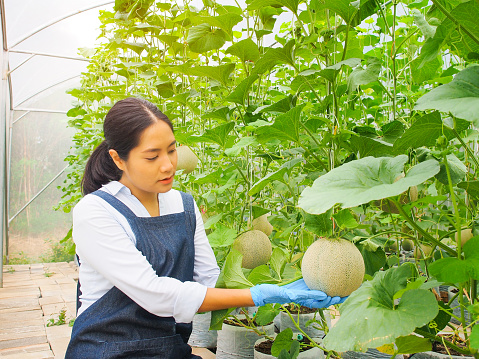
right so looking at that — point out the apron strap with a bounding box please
[91,190,137,219]
[180,192,196,240]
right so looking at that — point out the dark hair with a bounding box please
[81,98,173,195]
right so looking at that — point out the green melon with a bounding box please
[251,214,273,236]
[401,239,414,251]
[301,237,365,297]
[176,146,198,174]
[233,230,272,269]
[414,244,433,259]
[455,228,473,247]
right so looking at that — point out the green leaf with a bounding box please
[248,265,281,285]
[252,40,296,75]
[272,328,294,357]
[186,64,236,87]
[395,335,432,354]
[411,9,436,39]
[210,308,235,330]
[303,209,334,237]
[247,0,300,14]
[270,247,288,278]
[419,302,451,336]
[298,156,440,215]
[333,209,358,229]
[225,136,258,157]
[255,104,305,143]
[410,56,441,84]
[316,0,359,24]
[435,153,467,185]
[249,167,288,196]
[347,57,381,93]
[226,39,260,63]
[357,242,386,277]
[255,304,281,326]
[223,249,254,289]
[256,95,297,114]
[323,263,439,352]
[193,122,235,148]
[316,58,362,82]
[208,224,237,248]
[471,325,479,349]
[187,24,227,53]
[226,74,260,105]
[192,13,243,37]
[414,65,479,125]
[429,236,479,282]
[457,180,479,198]
[393,112,455,153]
[349,135,394,157]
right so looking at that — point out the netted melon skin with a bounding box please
[251,214,273,236]
[302,238,365,297]
[176,146,198,174]
[233,230,272,269]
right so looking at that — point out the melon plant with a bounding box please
[232,230,272,269]
[414,244,433,259]
[250,214,273,236]
[176,146,198,174]
[301,238,365,297]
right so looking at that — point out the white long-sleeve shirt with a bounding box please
[73,181,220,323]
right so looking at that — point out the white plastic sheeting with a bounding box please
[0,0,112,285]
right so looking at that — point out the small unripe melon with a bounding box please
[401,239,414,251]
[455,228,473,247]
[233,230,272,269]
[301,238,365,297]
[251,214,273,236]
[384,239,398,252]
[176,146,198,174]
[414,244,433,259]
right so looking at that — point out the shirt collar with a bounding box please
[102,181,130,196]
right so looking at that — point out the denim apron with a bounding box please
[66,190,201,359]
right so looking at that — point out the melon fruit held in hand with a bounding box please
[233,230,272,269]
[176,146,198,174]
[302,237,365,297]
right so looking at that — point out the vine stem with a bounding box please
[452,127,479,169]
[414,328,471,355]
[443,154,468,339]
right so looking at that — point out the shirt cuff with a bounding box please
[173,281,207,323]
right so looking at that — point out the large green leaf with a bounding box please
[395,335,432,354]
[191,13,243,37]
[435,153,467,185]
[298,156,440,215]
[414,65,479,124]
[410,56,441,84]
[270,247,288,279]
[411,9,436,40]
[226,39,260,63]
[458,180,479,198]
[185,64,236,87]
[429,236,479,282]
[223,249,254,289]
[349,135,394,157]
[393,112,453,153]
[357,241,386,276]
[323,263,439,352]
[187,24,227,53]
[192,122,235,148]
[248,265,281,285]
[255,104,305,143]
[249,167,288,196]
[208,224,237,248]
[251,40,296,75]
[304,209,334,237]
[347,57,381,92]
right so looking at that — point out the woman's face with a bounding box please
[112,120,178,198]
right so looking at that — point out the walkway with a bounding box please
[0,262,215,358]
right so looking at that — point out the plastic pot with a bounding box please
[412,351,473,359]
[280,308,330,338]
[253,337,324,359]
[188,312,217,349]
[216,315,275,359]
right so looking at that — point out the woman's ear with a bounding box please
[109,149,125,171]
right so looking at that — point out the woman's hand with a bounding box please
[250,278,347,308]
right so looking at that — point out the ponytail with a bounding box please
[81,141,122,195]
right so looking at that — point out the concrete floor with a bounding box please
[0,262,215,359]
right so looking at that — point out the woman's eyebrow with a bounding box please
[141,140,176,153]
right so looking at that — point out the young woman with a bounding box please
[65,98,344,359]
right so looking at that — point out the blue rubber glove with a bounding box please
[250,279,347,308]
